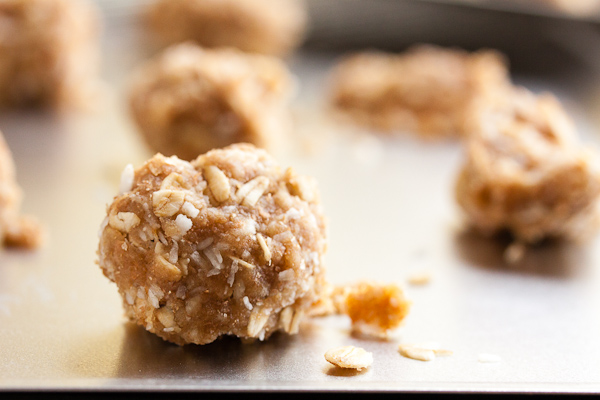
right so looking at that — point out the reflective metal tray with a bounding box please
[2,0,600,394]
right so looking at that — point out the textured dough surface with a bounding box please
[145,0,307,57]
[129,43,294,161]
[0,0,100,109]
[329,45,509,138]
[98,144,328,345]
[456,87,600,243]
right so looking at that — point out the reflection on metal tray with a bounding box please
[2,0,600,394]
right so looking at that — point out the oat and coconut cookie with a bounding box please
[0,0,101,109]
[456,87,600,243]
[329,45,509,139]
[145,0,307,57]
[98,144,328,345]
[129,43,294,161]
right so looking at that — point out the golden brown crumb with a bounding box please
[342,282,411,338]
[128,43,294,161]
[328,45,509,139]
[145,0,307,57]
[97,144,328,345]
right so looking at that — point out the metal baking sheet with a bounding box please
[2,0,600,394]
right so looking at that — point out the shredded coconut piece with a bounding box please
[175,214,193,236]
[181,201,200,218]
[243,296,253,310]
[279,269,295,281]
[285,207,302,220]
[229,255,255,269]
[205,165,231,202]
[197,237,214,250]
[169,241,179,264]
[148,289,160,309]
[109,212,140,233]
[398,344,435,362]
[228,259,239,287]
[203,247,222,270]
[175,285,186,299]
[408,271,432,286]
[119,164,135,194]
[236,176,270,206]
[256,233,271,262]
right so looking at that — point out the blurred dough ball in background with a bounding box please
[144,0,308,57]
[540,0,600,16]
[0,0,101,110]
[128,43,296,161]
[0,130,43,249]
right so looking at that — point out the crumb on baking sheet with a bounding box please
[324,345,373,371]
[338,281,411,339]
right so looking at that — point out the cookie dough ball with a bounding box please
[145,0,307,57]
[328,282,411,339]
[537,0,600,16]
[98,144,328,345]
[456,87,600,243]
[329,45,509,139]
[129,43,295,161]
[0,0,101,109]
[0,131,43,249]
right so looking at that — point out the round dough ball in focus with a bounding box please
[98,143,328,345]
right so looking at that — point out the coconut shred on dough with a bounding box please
[128,43,295,161]
[328,45,510,139]
[97,144,328,345]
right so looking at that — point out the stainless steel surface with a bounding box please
[2,0,600,394]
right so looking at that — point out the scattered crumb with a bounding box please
[407,271,432,286]
[398,342,453,362]
[478,353,502,363]
[343,281,411,339]
[325,346,373,371]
